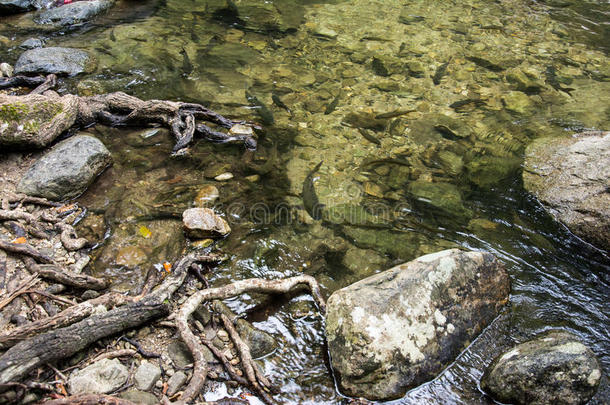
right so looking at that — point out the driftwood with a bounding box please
[22,257,108,290]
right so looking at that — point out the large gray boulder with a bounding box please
[481,330,602,405]
[17,134,112,201]
[0,0,37,15]
[68,358,128,395]
[0,93,79,148]
[523,131,610,250]
[35,0,114,26]
[325,249,510,401]
[15,47,97,76]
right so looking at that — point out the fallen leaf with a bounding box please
[11,237,27,244]
[163,262,172,273]
[139,225,152,239]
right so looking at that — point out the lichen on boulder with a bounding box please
[325,248,510,401]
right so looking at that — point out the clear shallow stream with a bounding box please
[1,0,609,403]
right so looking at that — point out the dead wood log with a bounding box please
[0,75,48,90]
[0,292,129,349]
[0,253,220,389]
[174,275,325,404]
[41,394,138,405]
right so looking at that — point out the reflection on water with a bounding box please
[2,0,609,403]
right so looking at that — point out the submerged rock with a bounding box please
[199,0,303,33]
[325,249,510,400]
[17,134,112,201]
[68,358,128,395]
[214,301,277,358]
[15,47,97,76]
[0,93,79,148]
[182,207,231,238]
[523,131,610,250]
[481,330,602,405]
[35,0,114,26]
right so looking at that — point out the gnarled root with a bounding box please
[174,275,326,404]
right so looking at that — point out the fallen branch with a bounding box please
[75,92,258,154]
[0,240,53,263]
[41,394,138,405]
[0,292,129,349]
[174,275,325,404]
[0,274,39,311]
[88,349,137,365]
[201,338,248,386]
[0,253,221,388]
[30,74,57,95]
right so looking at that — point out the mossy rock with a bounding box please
[0,94,79,148]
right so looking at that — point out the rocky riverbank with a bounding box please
[1,0,609,403]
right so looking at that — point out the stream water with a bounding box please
[1,0,609,403]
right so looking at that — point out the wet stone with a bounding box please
[168,341,193,368]
[326,249,510,400]
[481,330,602,405]
[134,361,161,391]
[35,0,114,26]
[115,246,147,267]
[68,358,128,395]
[0,62,13,77]
[19,38,44,49]
[120,390,158,405]
[182,208,231,239]
[194,185,220,207]
[17,135,112,201]
[166,371,188,396]
[15,47,97,76]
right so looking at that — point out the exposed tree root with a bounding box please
[74,92,258,154]
[174,275,326,404]
[219,313,273,404]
